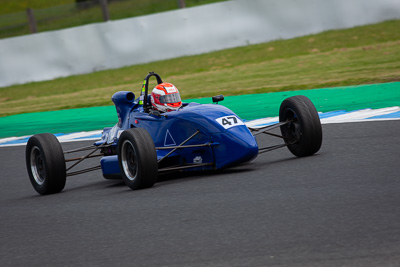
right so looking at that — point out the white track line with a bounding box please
[1,107,399,147]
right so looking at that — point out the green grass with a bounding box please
[0,0,226,15]
[1,19,400,117]
[0,0,228,39]
[0,0,72,15]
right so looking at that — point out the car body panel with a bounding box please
[98,90,258,178]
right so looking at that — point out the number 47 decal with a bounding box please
[216,115,245,129]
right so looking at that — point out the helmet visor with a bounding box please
[159,93,181,104]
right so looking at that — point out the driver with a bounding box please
[150,83,182,112]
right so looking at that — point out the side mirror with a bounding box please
[212,94,224,104]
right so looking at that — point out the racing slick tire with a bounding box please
[118,128,158,190]
[279,95,322,157]
[25,133,66,195]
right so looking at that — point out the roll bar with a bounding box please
[139,72,163,112]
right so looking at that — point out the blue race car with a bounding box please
[26,72,322,195]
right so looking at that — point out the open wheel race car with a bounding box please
[26,72,322,195]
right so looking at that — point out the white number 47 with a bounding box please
[216,115,245,129]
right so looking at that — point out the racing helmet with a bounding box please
[150,83,182,112]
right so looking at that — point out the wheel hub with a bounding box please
[30,146,46,185]
[121,140,138,181]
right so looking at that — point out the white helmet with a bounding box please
[150,83,182,112]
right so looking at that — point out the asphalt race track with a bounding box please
[1,121,399,267]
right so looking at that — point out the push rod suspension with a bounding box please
[250,121,289,136]
[258,140,297,154]
[259,131,287,139]
[64,145,99,154]
[65,153,104,162]
[258,143,289,154]
[66,147,100,172]
[67,165,102,176]
[64,144,111,154]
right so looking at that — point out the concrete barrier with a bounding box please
[1,0,399,87]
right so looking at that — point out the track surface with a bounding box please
[1,121,399,266]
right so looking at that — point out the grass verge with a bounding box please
[0,0,228,39]
[0,19,399,117]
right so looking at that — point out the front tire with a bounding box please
[25,133,66,195]
[117,128,158,190]
[279,95,322,157]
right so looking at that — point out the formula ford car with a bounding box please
[26,72,322,195]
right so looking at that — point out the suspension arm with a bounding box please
[249,121,290,135]
[67,165,102,176]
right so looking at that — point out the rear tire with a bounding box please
[117,128,158,190]
[25,133,66,195]
[279,95,322,157]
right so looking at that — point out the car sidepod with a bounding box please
[99,101,259,178]
[145,104,259,170]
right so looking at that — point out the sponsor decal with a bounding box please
[193,156,203,164]
[164,85,177,93]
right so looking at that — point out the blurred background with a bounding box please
[0,0,226,39]
[0,0,399,118]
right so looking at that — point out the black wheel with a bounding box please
[25,133,66,195]
[117,128,158,190]
[279,95,322,157]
